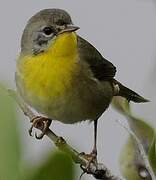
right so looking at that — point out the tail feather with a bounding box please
[114,80,149,103]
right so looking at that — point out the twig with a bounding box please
[8,89,123,180]
[116,119,156,180]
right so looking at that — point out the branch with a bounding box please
[8,89,123,180]
[116,119,156,180]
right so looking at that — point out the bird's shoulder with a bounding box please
[77,36,116,81]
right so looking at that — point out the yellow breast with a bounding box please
[17,32,80,101]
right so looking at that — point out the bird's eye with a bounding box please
[42,27,53,36]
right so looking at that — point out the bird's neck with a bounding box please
[48,32,78,57]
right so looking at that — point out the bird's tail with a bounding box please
[113,80,149,103]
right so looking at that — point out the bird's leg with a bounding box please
[80,119,98,173]
[91,119,98,159]
[28,116,52,139]
[86,119,98,166]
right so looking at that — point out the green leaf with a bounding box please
[119,138,142,180]
[113,97,156,179]
[0,84,21,180]
[148,138,156,175]
[112,97,155,151]
[112,97,131,115]
[29,151,75,180]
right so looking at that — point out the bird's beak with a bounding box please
[58,25,80,35]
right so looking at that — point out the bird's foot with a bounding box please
[79,150,98,173]
[29,116,52,139]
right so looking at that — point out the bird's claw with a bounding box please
[28,116,52,139]
[35,132,45,139]
[79,151,98,173]
[28,126,33,136]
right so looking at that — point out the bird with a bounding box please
[15,8,149,163]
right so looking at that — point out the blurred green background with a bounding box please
[0,85,76,180]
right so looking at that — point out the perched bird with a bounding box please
[16,9,148,161]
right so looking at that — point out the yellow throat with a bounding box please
[18,32,80,100]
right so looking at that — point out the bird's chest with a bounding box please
[18,32,80,100]
[17,52,80,105]
[17,53,113,123]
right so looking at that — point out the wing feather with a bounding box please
[78,36,116,81]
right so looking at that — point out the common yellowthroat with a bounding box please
[16,9,148,159]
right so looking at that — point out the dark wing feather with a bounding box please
[77,37,149,103]
[77,36,116,81]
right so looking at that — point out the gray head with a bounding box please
[21,9,79,55]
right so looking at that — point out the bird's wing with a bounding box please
[77,37,149,103]
[77,36,116,81]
